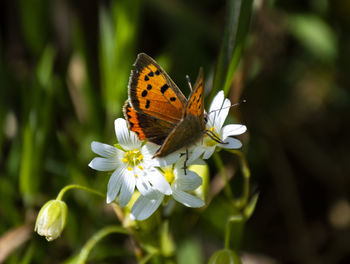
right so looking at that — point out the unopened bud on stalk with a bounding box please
[35,200,68,241]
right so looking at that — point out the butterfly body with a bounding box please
[124,53,206,157]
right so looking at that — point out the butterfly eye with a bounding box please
[204,114,208,124]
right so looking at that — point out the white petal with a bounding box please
[172,189,205,208]
[88,157,118,171]
[115,118,141,150]
[222,124,247,138]
[209,90,225,113]
[202,147,215,159]
[142,142,182,167]
[136,177,159,199]
[156,152,181,167]
[176,170,202,191]
[118,171,136,206]
[208,91,231,130]
[215,98,231,130]
[148,169,172,195]
[187,146,204,163]
[91,141,119,158]
[141,143,158,157]
[130,194,163,220]
[220,137,242,149]
[106,167,125,203]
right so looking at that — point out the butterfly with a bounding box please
[123,53,207,159]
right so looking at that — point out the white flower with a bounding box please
[89,118,177,206]
[130,160,205,220]
[190,90,247,161]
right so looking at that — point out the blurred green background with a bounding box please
[1,0,350,263]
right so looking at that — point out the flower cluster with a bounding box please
[89,91,246,220]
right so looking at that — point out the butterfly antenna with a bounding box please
[209,99,246,115]
[186,75,193,92]
[205,129,228,144]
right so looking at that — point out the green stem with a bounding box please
[224,215,244,250]
[56,184,105,201]
[213,152,234,202]
[140,251,161,264]
[76,226,129,264]
[227,150,251,208]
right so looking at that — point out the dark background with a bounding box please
[0,0,349,263]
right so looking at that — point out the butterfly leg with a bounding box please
[183,148,189,175]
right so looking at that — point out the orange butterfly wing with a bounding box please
[128,53,187,123]
[184,67,205,120]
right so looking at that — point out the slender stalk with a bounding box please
[56,184,105,201]
[76,226,129,264]
[213,152,234,201]
[227,149,251,208]
[225,215,244,250]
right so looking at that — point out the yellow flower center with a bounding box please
[205,126,219,147]
[122,149,143,168]
[163,167,175,185]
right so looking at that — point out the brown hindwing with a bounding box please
[154,69,206,157]
[123,101,176,145]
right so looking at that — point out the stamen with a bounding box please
[127,167,133,171]
[122,158,128,163]
[205,129,228,145]
[138,165,144,170]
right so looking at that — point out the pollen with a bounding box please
[138,165,144,170]
[123,149,143,167]
[127,167,133,171]
[164,168,175,185]
[210,126,215,132]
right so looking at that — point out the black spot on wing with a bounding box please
[144,75,149,81]
[147,84,152,90]
[155,70,160,75]
[196,93,202,103]
[170,97,176,101]
[161,84,169,94]
[142,90,148,97]
[148,71,154,77]
[145,100,150,109]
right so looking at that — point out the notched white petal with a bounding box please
[115,118,140,150]
[222,124,247,138]
[130,194,163,220]
[176,170,202,191]
[89,157,118,171]
[148,170,172,195]
[202,147,215,160]
[220,137,242,149]
[209,90,224,112]
[187,146,204,164]
[106,168,124,203]
[173,189,205,208]
[215,98,231,129]
[91,141,118,158]
[118,172,136,206]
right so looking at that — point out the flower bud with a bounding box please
[209,249,241,264]
[34,200,68,241]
